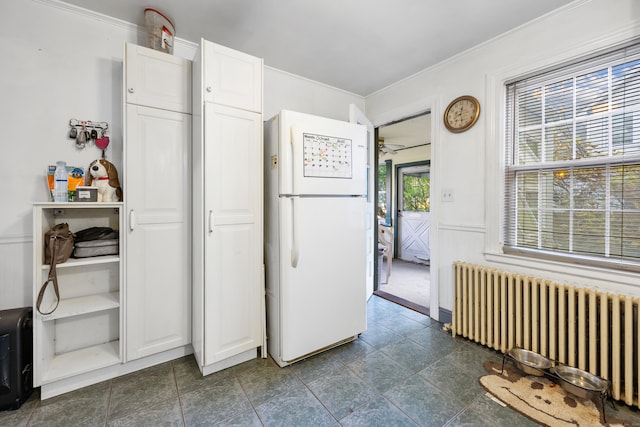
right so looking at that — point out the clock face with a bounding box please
[444,96,480,133]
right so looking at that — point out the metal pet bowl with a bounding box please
[551,365,608,399]
[508,348,552,376]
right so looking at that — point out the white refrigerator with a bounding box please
[264,110,368,367]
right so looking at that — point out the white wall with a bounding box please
[379,145,431,166]
[365,0,640,317]
[264,67,364,122]
[0,0,363,310]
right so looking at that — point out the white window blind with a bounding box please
[504,43,640,269]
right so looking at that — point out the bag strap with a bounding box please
[36,234,61,315]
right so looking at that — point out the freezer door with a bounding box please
[278,110,367,196]
[278,196,367,362]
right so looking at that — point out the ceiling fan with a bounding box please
[378,137,405,155]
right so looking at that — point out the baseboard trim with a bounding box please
[39,345,193,400]
[439,308,452,324]
[200,348,259,376]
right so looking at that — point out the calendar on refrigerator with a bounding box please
[302,133,352,178]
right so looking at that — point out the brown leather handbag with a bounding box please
[37,223,74,315]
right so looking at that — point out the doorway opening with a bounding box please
[373,112,431,315]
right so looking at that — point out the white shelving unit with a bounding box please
[33,202,123,388]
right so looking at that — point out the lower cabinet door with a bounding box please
[125,104,192,361]
[203,104,262,365]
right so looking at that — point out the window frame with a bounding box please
[502,42,640,272]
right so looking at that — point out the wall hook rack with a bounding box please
[69,119,108,131]
[68,119,109,150]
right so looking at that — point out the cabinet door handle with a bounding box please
[128,88,135,94]
[205,86,213,93]
[208,210,213,233]
[129,209,136,231]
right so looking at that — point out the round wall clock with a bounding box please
[443,95,480,133]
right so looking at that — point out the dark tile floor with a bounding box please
[3,295,640,426]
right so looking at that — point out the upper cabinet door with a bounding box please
[202,40,262,113]
[125,43,192,114]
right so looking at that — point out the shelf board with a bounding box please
[34,202,123,208]
[42,340,120,383]
[41,292,120,321]
[42,255,120,269]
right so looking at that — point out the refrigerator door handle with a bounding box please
[290,126,299,195]
[208,210,213,233]
[291,198,299,268]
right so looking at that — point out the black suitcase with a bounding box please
[0,307,33,411]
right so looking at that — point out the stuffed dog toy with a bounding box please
[87,159,122,202]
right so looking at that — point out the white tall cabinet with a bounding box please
[193,39,265,375]
[124,43,192,361]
